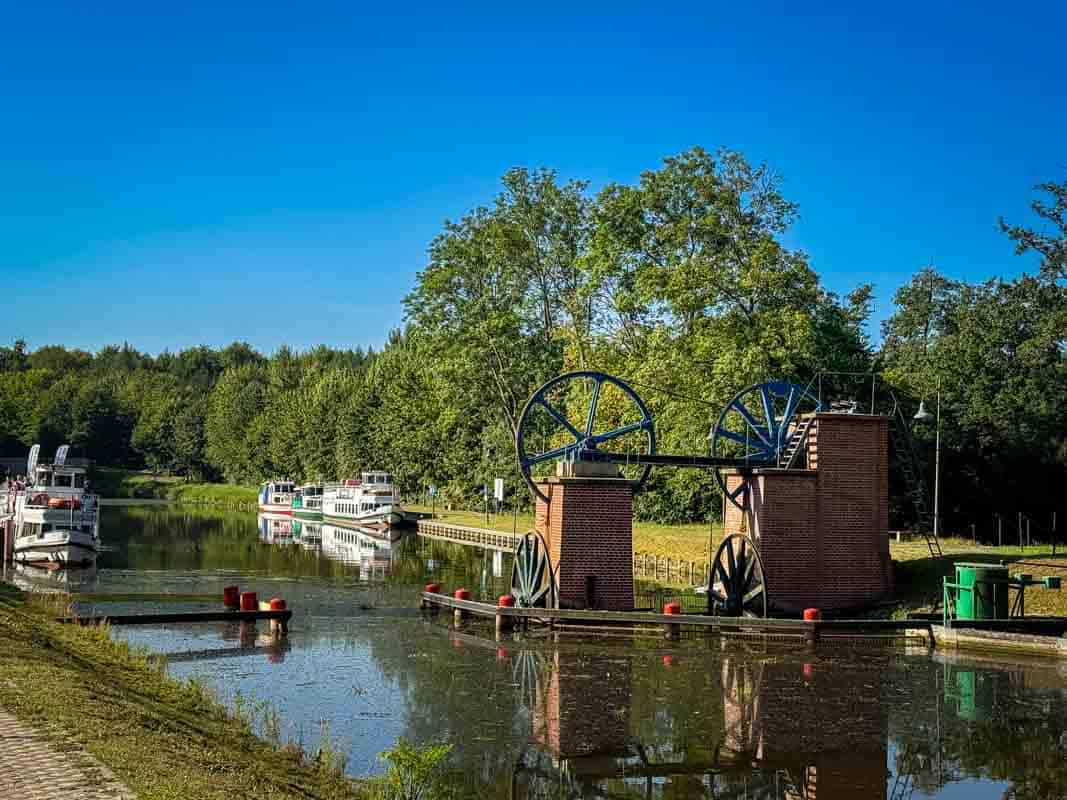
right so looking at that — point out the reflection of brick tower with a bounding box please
[722,656,888,800]
[534,465,634,611]
[723,413,893,613]
[532,650,632,760]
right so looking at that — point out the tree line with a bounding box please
[1,148,1063,534]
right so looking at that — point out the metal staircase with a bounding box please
[890,400,942,558]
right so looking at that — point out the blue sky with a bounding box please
[1,1,1062,355]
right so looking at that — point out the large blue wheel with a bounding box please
[709,381,821,509]
[516,371,656,502]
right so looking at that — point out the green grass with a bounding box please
[93,467,257,504]
[406,503,720,564]
[889,537,1067,616]
[0,583,364,800]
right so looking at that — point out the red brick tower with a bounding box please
[723,412,893,613]
[534,463,635,611]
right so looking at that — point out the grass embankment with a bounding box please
[93,467,257,504]
[406,503,719,562]
[0,583,363,800]
[889,538,1067,616]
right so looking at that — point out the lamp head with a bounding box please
[913,401,934,422]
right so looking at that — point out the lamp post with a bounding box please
[914,376,941,539]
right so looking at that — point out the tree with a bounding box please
[1001,179,1067,285]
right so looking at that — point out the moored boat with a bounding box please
[322,471,405,527]
[11,444,100,568]
[292,483,324,519]
[258,480,296,515]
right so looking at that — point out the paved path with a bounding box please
[0,709,134,799]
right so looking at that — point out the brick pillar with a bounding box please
[534,477,635,611]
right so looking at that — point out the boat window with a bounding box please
[53,474,73,488]
[73,474,85,488]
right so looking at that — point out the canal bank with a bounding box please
[0,583,363,800]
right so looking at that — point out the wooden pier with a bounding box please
[416,519,522,551]
[56,608,293,626]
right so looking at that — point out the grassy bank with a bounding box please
[406,503,719,563]
[0,584,363,800]
[93,467,257,504]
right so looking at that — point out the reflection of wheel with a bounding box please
[710,381,820,509]
[511,532,556,608]
[516,371,656,503]
[708,533,768,617]
[720,656,764,758]
[512,649,547,715]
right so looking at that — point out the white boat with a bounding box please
[321,523,395,579]
[292,483,324,519]
[322,471,405,527]
[10,444,100,568]
[258,479,296,515]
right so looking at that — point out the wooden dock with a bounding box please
[416,519,522,551]
[56,609,293,626]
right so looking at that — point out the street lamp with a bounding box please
[914,377,941,539]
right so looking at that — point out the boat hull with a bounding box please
[13,533,98,567]
[258,503,293,515]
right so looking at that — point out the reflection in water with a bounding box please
[91,507,1067,798]
[8,560,99,593]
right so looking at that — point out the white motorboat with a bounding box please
[258,479,296,515]
[10,445,100,568]
[322,471,405,527]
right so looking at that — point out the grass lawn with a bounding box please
[0,583,363,800]
[405,503,719,563]
[93,467,258,504]
[889,537,1067,616]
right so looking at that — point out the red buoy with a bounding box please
[425,582,441,594]
[498,594,516,607]
[454,588,471,601]
[240,591,258,611]
[663,601,682,615]
[803,608,821,621]
[223,586,240,609]
[269,597,286,611]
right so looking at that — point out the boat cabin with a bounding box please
[260,480,295,506]
[31,464,89,493]
[362,472,393,487]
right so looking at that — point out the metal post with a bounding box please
[933,378,941,540]
[1018,512,1023,551]
[997,514,1002,548]
[1054,512,1058,557]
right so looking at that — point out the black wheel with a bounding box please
[708,533,768,617]
[511,532,556,608]
[720,655,764,758]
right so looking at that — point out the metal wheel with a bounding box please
[516,371,655,502]
[709,533,768,617]
[511,532,556,608]
[710,381,820,509]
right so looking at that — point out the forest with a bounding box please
[1,148,1064,535]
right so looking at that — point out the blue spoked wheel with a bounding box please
[709,381,821,509]
[516,371,656,502]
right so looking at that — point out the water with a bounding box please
[14,506,1067,798]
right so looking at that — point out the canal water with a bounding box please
[9,506,1067,799]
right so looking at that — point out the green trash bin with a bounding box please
[954,562,1009,620]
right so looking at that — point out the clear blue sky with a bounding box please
[1,1,1061,355]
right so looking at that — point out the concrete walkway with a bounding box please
[0,709,134,799]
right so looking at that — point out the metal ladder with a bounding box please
[778,416,815,469]
[890,400,942,558]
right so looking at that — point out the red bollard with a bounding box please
[662,655,675,668]
[223,585,240,610]
[803,607,821,647]
[663,601,682,640]
[496,593,515,635]
[268,597,287,637]
[240,591,258,612]
[803,663,816,681]
[453,588,471,625]
[422,583,442,613]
